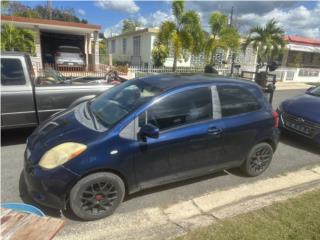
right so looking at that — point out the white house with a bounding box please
[106,27,191,68]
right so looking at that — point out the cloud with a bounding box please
[128,11,174,28]
[237,4,320,38]
[187,1,297,16]
[106,10,174,35]
[95,0,139,14]
[77,9,86,16]
[185,1,320,39]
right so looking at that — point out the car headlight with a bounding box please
[39,142,87,170]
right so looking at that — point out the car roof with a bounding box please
[138,73,258,91]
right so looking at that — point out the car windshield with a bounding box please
[307,86,320,97]
[90,79,163,128]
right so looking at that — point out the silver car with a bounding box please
[54,46,85,68]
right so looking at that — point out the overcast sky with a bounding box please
[22,1,320,39]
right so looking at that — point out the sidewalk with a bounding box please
[56,165,320,240]
[276,82,311,90]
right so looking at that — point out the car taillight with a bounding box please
[272,111,279,128]
[55,52,61,57]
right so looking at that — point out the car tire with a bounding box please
[240,142,274,177]
[69,172,125,221]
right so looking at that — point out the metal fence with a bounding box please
[129,66,231,78]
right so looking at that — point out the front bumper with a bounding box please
[279,111,320,144]
[24,150,80,210]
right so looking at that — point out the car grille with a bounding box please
[281,112,320,138]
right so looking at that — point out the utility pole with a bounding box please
[229,6,234,27]
[47,0,52,20]
[229,6,235,76]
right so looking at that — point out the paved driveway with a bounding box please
[1,89,320,232]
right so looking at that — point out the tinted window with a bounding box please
[217,86,261,117]
[1,58,26,85]
[141,87,213,131]
[90,79,163,128]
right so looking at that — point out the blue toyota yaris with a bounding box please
[278,85,320,144]
[24,74,280,220]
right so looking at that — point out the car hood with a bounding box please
[282,93,320,123]
[27,107,102,164]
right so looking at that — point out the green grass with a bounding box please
[176,190,320,240]
[307,82,320,87]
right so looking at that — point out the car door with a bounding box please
[1,57,38,129]
[134,86,225,189]
[216,85,264,168]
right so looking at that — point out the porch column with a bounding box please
[281,49,289,67]
[93,31,100,71]
[34,26,43,70]
[84,33,90,71]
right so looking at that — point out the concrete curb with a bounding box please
[56,166,320,240]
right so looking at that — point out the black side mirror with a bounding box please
[139,123,159,141]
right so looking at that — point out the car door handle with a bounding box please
[207,127,223,135]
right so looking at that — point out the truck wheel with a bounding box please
[240,143,274,177]
[69,172,125,221]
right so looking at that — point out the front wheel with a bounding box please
[240,143,274,177]
[69,172,125,221]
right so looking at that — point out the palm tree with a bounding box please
[242,19,286,66]
[157,0,203,71]
[205,12,240,65]
[1,24,35,54]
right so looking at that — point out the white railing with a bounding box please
[128,66,231,78]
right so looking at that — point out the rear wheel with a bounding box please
[69,172,125,221]
[240,143,274,177]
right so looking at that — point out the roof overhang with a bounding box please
[1,16,100,35]
[287,43,320,53]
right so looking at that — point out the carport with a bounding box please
[0,15,101,70]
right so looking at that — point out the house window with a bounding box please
[133,36,141,57]
[111,39,116,54]
[122,38,127,54]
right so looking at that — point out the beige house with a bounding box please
[1,15,101,70]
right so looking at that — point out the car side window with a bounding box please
[139,87,213,131]
[1,58,26,86]
[217,85,261,117]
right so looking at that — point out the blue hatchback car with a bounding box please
[278,86,320,144]
[24,74,280,220]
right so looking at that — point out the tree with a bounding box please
[122,19,142,33]
[1,24,35,54]
[6,2,88,23]
[204,12,240,64]
[152,42,169,67]
[157,0,204,71]
[242,19,286,65]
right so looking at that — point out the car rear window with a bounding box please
[217,85,261,117]
[1,58,26,86]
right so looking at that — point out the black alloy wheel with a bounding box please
[241,143,274,177]
[70,172,125,221]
